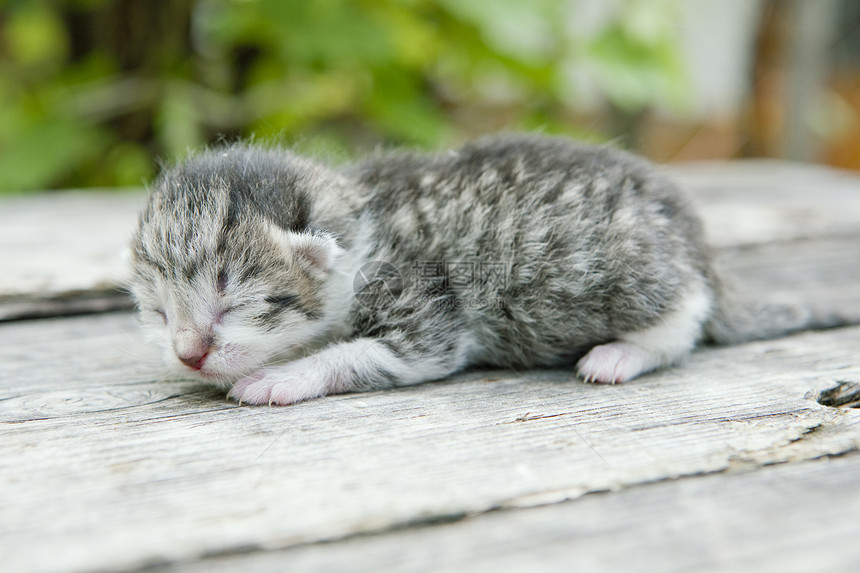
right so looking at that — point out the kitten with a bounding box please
[128,134,828,405]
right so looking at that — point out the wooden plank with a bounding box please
[0,190,140,320]
[1,309,859,573]
[716,236,860,325]
[160,453,860,573]
[668,160,860,248]
[1,161,859,319]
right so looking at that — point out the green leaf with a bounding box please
[4,4,69,70]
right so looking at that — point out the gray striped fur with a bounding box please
[128,134,822,405]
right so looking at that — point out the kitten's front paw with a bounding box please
[228,360,329,406]
[576,342,648,384]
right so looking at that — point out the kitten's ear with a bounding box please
[268,224,343,273]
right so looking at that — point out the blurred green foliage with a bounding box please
[0,0,685,192]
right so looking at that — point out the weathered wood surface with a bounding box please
[0,190,140,320]
[1,160,859,573]
[1,314,859,573]
[167,454,860,573]
[669,160,860,247]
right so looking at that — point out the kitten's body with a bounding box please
[129,135,824,405]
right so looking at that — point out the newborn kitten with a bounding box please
[128,134,824,405]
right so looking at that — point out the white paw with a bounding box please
[576,342,648,384]
[228,359,330,406]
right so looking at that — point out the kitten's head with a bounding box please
[128,145,345,386]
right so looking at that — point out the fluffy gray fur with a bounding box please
[128,134,830,405]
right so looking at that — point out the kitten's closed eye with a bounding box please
[221,303,247,314]
[265,294,300,308]
[145,308,167,324]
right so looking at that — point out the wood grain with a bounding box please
[671,160,860,247]
[161,454,860,573]
[0,190,141,320]
[1,311,859,573]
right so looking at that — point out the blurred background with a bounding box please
[0,0,858,193]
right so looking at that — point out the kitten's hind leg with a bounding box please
[577,284,712,384]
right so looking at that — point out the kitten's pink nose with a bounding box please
[178,351,208,370]
[174,330,212,371]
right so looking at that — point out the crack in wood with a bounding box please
[507,411,574,423]
[625,409,819,432]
